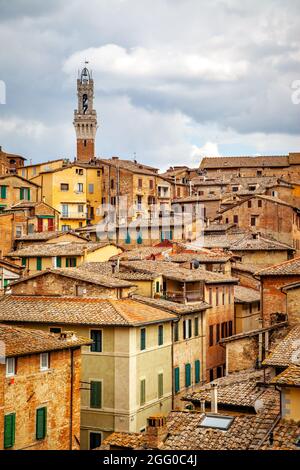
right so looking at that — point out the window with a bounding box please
[216,287,219,306]
[97,170,101,177]
[21,257,26,268]
[194,317,199,336]
[217,366,223,378]
[155,281,160,293]
[20,187,30,201]
[88,184,94,194]
[0,185,7,199]
[216,324,220,343]
[209,369,214,381]
[258,199,262,207]
[91,330,102,352]
[174,322,179,342]
[158,373,163,398]
[56,256,62,268]
[232,186,238,192]
[15,226,22,238]
[77,183,83,193]
[221,322,227,338]
[174,367,180,394]
[62,225,71,232]
[222,287,225,305]
[36,407,47,440]
[4,413,15,448]
[40,352,49,371]
[233,215,238,224]
[89,432,102,450]
[6,357,15,377]
[158,325,164,346]
[228,321,233,337]
[138,178,143,189]
[228,287,231,304]
[76,168,84,175]
[195,360,200,384]
[111,196,116,206]
[185,363,191,387]
[61,204,69,217]
[50,327,61,334]
[248,200,252,208]
[183,319,192,339]
[110,179,114,190]
[60,183,69,191]
[149,180,154,190]
[208,288,213,305]
[251,216,257,226]
[78,204,84,213]
[90,381,102,409]
[200,415,234,430]
[257,170,262,176]
[140,328,146,351]
[140,379,146,406]
[209,325,214,347]
[36,257,42,271]
[66,257,77,267]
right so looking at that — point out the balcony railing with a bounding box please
[165,290,203,303]
[60,212,88,219]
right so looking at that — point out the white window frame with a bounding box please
[6,357,15,377]
[40,352,49,371]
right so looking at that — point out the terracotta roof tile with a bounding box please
[0,323,91,357]
[270,364,300,386]
[256,256,300,276]
[0,296,176,326]
[263,326,300,367]
[7,241,112,257]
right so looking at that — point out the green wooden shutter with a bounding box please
[36,407,47,440]
[36,257,42,271]
[140,328,146,350]
[0,186,7,199]
[91,330,102,353]
[125,231,131,244]
[174,367,180,394]
[21,257,26,267]
[140,379,146,405]
[20,188,24,200]
[158,325,164,346]
[194,317,199,336]
[90,381,101,408]
[158,373,163,398]
[137,232,142,245]
[4,413,15,448]
[56,256,62,268]
[185,363,191,387]
[27,188,31,200]
[195,360,200,384]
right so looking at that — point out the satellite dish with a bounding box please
[192,259,200,269]
[254,399,264,413]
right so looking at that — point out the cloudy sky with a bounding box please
[0,0,299,170]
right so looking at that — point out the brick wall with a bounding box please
[1,347,82,450]
[261,275,300,326]
[10,272,130,299]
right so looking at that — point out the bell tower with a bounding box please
[73,65,98,162]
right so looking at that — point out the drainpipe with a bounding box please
[171,320,176,410]
[70,348,74,450]
[258,332,263,369]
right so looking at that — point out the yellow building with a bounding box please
[17,158,66,180]
[7,239,122,274]
[0,174,40,211]
[29,163,102,230]
[0,271,177,449]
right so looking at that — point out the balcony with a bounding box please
[60,212,88,220]
[165,290,203,303]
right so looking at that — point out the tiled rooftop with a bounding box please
[256,256,300,276]
[200,155,289,169]
[133,294,210,315]
[99,158,159,176]
[184,369,272,409]
[263,325,300,367]
[0,296,177,327]
[11,267,134,289]
[270,364,300,386]
[234,285,260,303]
[119,260,238,284]
[8,241,112,257]
[0,323,91,357]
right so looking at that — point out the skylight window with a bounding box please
[199,415,234,431]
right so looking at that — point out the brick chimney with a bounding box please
[146,415,168,449]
